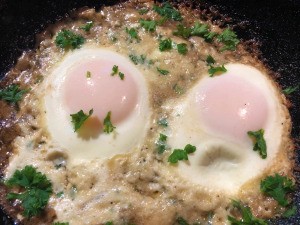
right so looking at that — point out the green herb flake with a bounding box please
[206,55,216,66]
[260,174,295,207]
[173,24,192,39]
[153,2,182,21]
[191,22,209,37]
[203,31,218,43]
[103,111,116,134]
[86,71,91,78]
[228,200,267,225]
[80,21,93,32]
[55,29,85,50]
[168,144,196,163]
[0,84,29,103]
[283,205,297,218]
[283,85,299,95]
[157,67,170,75]
[156,133,168,154]
[70,109,93,132]
[217,28,239,51]
[159,38,172,51]
[208,65,227,77]
[247,129,267,159]
[53,222,69,225]
[104,222,114,225]
[118,72,125,80]
[177,43,188,55]
[111,65,119,75]
[5,165,53,218]
[126,27,139,40]
[56,191,64,198]
[176,217,189,225]
[158,118,168,127]
[139,19,157,32]
[138,8,149,15]
[129,54,149,65]
[173,84,185,95]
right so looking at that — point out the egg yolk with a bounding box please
[196,73,269,141]
[63,59,138,124]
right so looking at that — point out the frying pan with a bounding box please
[0,0,299,224]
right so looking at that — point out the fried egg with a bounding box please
[166,63,285,194]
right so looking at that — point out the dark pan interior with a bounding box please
[0,0,299,224]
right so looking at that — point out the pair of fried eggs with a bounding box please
[41,45,285,195]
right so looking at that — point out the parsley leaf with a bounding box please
[157,67,170,75]
[173,24,192,39]
[159,38,172,51]
[70,109,93,132]
[208,65,227,77]
[228,200,267,225]
[176,217,189,225]
[156,133,168,154]
[103,111,116,134]
[191,22,209,36]
[5,165,53,218]
[140,19,157,32]
[129,54,153,65]
[0,84,29,103]
[217,28,239,51]
[153,2,182,21]
[168,144,196,163]
[126,27,139,40]
[55,29,85,49]
[282,85,299,95]
[260,174,295,206]
[206,55,216,66]
[177,43,188,55]
[158,118,168,127]
[203,31,218,42]
[138,8,149,15]
[283,205,297,218]
[80,21,93,32]
[53,222,69,225]
[247,129,267,159]
[111,65,125,80]
[104,222,113,225]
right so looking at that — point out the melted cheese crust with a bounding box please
[1,1,294,224]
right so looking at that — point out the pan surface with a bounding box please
[0,0,299,224]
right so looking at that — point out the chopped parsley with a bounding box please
[128,54,152,65]
[5,165,53,218]
[203,31,218,43]
[156,133,168,154]
[103,111,116,134]
[126,27,139,41]
[55,29,85,49]
[158,117,168,127]
[86,71,91,78]
[283,205,297,218]
[283,85,299,95]
[247,129,267,159]
[104,222,114,225]
[53,222,69,225]
[206,55,216,66]
[159,38,173,51]
[0,84,29,103]
[138,8,149,15]
[56,191,64,198]
[70,109,93,132]
[139,19,157,32]
[153,2,182,21]
[191,22,209,37]
[176,217,189,225]
[177,43,188,55]
[217,28,239,51]
[260,174,295,207]
[208,65,227,77]
[173,24,192,39]
[157,67,170,75]
[168,144,196,163]
[111,65,125,80]
[228,200,267,225]
[80,21,93,32]
[173,84,185,95]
